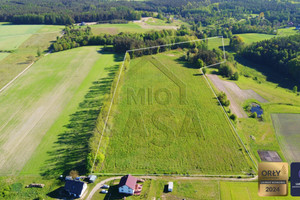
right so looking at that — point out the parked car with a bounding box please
[101,184,110,189]
[100,190,108,194]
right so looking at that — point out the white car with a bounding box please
[100,189,108,194]
[101,184,110,189]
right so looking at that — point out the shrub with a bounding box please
[197,59,204,68]
[230,114,237,121]
[218,63,234,78]
[293,86,298,94]
[251,112,257,118]
[217,92,230,107]
[232,72,239,80]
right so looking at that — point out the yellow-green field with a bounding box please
[0,46,121,175]
[0,25,63,88]
[0,53,9,61]
[88,23,146,35]
[236,33,275,44]
[0,23,43,50]
[96,50,253,175]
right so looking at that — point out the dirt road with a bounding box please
[207,74,268,118]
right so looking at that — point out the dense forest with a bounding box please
[0,0,298,28]
[241,34,300,81]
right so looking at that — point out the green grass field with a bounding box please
[0,46,121,175]
[93,178,219,200]
[88,19,184,35]
[87,23,145,35]
[0,25,63,89]
[206,33,278,51]
[0,53,9,61]
[236,33,275,45]
[97,50,253,175]
[277,27,299,36]
[271,113,300,162]
[19,47,122,176]
[220,181,300,199]
[144,17,186,27]
[0,24,44,50]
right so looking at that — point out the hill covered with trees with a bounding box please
[241,34,300,81]
[0,0,298,30]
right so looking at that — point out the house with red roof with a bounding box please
[118,174,137,195]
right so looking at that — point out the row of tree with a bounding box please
[52,25,197,57]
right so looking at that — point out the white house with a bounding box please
[168,182,173,192]
[118,174,137,195]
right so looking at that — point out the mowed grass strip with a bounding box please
[21,48,122,175]
[102,51,253,175]
[0,46,109,175]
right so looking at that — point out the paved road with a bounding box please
[85,175,257,200]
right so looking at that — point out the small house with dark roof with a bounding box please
[118,174,137,195]
[65,180,87,198]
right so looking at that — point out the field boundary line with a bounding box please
[90,36,253,175]
[201,67,258,171]
[0,61,34,94]
[90,49,128,174]
[90,173,256,178]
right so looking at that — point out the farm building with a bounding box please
[88,175,97,183]
[168,182,173,192]
[64,180,87,198]
[118,174,137,195]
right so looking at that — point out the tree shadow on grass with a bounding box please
[174,56,199,69]
[97,47,124,62]
[103,185,132,200]
[41,64,119,178]
[235,55,298,90]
